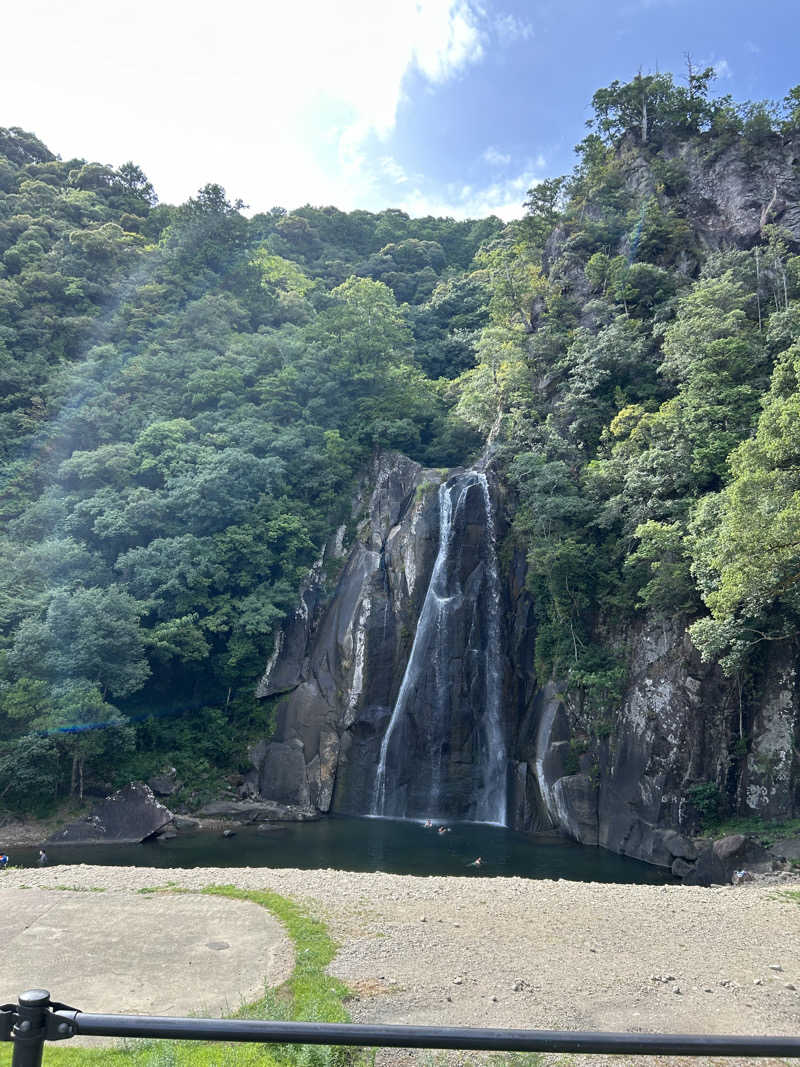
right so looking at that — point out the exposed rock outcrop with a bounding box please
[517,613,799,869]
[622,133,800,251]
[198,799,319,823]
[251,453,445,815]
[47,783,173,845]
[251,453,509,823]
[683,834,771,886]
[251,445,799,870]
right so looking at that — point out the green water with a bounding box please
[8,816,674,883]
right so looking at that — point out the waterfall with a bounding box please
[474,473,507,825]
[372,471,507,824]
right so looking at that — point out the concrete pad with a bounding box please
[1,888,293,1021]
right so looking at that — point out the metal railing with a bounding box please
[2,989,800,1066]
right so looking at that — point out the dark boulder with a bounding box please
[769,834,800,862]
[148,769,179,796]
[48,783,173,845]
[683,834,770,885]
[671,857,694,878]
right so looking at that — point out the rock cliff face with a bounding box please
[251,453,509,825]
[249,134,800,866]
[624,133,800,250]
[522,616,799,870]
[252,452,439,814]
[251,450,799,869]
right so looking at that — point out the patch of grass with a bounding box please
[701,815,800,846]
[0,885,371,1067]
[204,885,353,1034]
[50,885,107,892]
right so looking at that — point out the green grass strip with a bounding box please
[0,884,369,1067]
[204,886,351,1028]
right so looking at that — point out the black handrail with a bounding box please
[3,991,800,1065]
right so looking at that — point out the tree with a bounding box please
[9,586,150,698]
[116,161,157,207]
[476,235,550,333]
[522,177,567,251]
[689,339,800,668]
[588,69,718,147]
[165,184,249,276]
[625,520,698,613]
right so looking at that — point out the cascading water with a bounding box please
[474,474,507,825]
[372,471,507,824]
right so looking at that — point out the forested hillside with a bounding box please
[454,71,800,822]
[2,67,800,820]
[0,129,499,809]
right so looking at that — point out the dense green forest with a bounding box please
[1,69,799,815]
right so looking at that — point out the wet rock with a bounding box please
[258,741,311,808]
[198,800,319,823]
[254,453,436,816]
[48,783,173,845]
[173,815,200,830]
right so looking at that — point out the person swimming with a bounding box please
[469,856,483,867]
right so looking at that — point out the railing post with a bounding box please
[11,990,50,1067]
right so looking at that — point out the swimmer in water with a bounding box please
[437,826,446,834]
[424,819,432,828]
[469,857,483,867]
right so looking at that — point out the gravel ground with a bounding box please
[2,864,799,1067]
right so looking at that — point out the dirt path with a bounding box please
[2,865,798,1066]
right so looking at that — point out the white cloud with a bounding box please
[494,12,535,45]
[379,156,412,185]
[1,0,487,211]
[412,1,485,82]
[393,167,544,221]
[713,58,733,79]
[482,146,512,167]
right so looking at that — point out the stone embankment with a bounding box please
[2,863,798,1067]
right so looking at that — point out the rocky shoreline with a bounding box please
[3,790,800,887]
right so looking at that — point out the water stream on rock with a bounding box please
[373,471,507,823]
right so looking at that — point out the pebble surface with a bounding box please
[2,864,799,1067]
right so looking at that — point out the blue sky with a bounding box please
[3,0,798,219]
